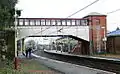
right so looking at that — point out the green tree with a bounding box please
[0,0,17,30]
[0,0,17,68]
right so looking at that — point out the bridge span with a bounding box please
[16,18,89,41]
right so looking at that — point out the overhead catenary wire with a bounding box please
[67,0,100,18]
[37,0,120,36]
[57,0,100,32]
[107,8,120,14]
[46,5,120,42]
[30,0,100,36]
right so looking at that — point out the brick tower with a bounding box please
[83,12,107,54]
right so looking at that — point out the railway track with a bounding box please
[34,50,120,74]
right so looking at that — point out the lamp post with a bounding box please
[14,9,21,70]
[14,13,18,70]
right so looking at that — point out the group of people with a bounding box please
[22,47,32,58]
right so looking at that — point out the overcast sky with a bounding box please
[16,0,120,31]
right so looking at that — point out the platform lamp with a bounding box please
[14,9,21,70]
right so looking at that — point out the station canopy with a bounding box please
[107,29,120,37]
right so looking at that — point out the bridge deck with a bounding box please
[16,18,88,26]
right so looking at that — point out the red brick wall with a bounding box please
[84,15,107,53]
[107,37,120,54]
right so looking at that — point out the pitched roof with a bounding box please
[107,29,120,37]
[87,12,105,16]
[83,12,106,18]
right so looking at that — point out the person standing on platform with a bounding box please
[28,47,32,58]
[25,49,28,58]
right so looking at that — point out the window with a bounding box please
[19,19,23,25]
[25,19,29,25]
[61,20,66,25]
[30,20,34,25]
[41,19,45,25]
[76,20,80,25]
[51,20,56,25]
[46,20,51,25]
[81,20,87,26]
[71,20,75,25]
[67,20,71,25]
[36,20,40,25]
[56,20,61,25]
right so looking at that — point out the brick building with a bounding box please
[107,29,120,54]
[83,12,107,54]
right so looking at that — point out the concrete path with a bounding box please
[32,53,115,74]
[44,50,120,62]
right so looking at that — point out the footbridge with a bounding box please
[16,18,89,41]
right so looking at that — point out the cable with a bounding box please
[67,0,100,18]
[107,8,120,14]
[27,0,100,38]
[58,0,100,31]
[33,0,100,36]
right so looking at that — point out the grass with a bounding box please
[0,58,62,74]
[20,58,50,71]
[18,58,62,74]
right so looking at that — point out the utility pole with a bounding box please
[14,13,18,70]
[14,10,21,70]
